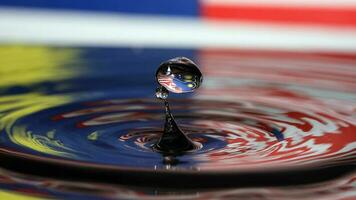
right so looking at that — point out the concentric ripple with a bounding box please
[0,94,355,171]
[0,46,355,175]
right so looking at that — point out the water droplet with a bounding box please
[156,57,203,93]
[155,86,168,100]
[154,57,203,155]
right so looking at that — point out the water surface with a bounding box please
[0,45,355,199]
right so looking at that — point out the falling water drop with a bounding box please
[156,57,203,93]
[154,57,203,155]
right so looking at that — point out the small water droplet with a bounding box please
[156,57,203,93]
[155,86,169,100]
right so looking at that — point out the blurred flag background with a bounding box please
[0,0,355,52]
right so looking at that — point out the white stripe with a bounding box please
[202,0,356,8]
[0,7,356,52]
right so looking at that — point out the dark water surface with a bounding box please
[0,45,355,199]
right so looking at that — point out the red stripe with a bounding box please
[201,5,356,27]
[199,49,356,60]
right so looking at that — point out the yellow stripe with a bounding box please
[0,45,82,157]
[0,190,51,200]
[0,45,79,88]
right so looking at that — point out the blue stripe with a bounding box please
[0,0,199,17]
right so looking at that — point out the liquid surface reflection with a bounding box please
[0,45,355,199]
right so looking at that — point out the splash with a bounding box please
[154,57,203,155]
